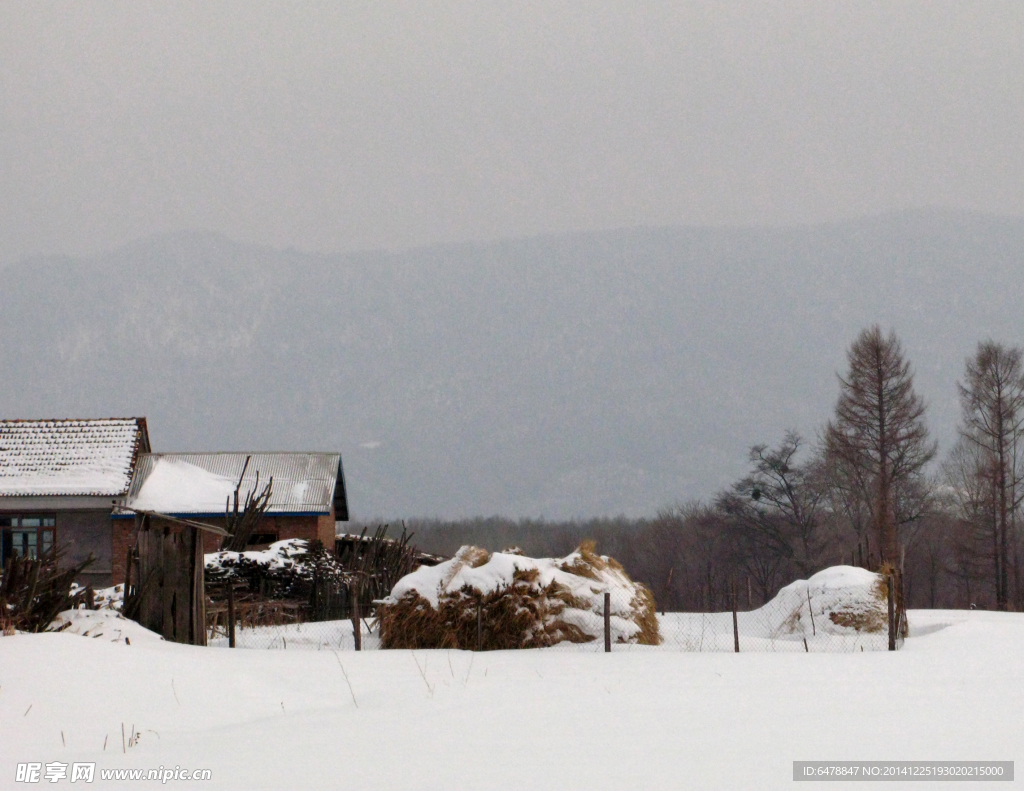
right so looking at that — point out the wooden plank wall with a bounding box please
[134,516,206,645]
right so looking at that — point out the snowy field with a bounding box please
[1,610,1021,790]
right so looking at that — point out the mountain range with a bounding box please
[2,209,1022,518]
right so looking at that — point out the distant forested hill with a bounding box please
[2,210,1022,518]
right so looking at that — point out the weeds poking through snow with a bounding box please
[412,653,434,696]
[331,651,359,708]
[103,735,108,751]
[61,730,65,747]
[24,704,32,716]
[171,678,180,705]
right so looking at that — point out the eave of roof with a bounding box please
[0,418,149,497]
[122,452,343,516]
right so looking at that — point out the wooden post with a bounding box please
[227,582,236,648]
[732,582,740,653]
[191,526,206,646]
[888,574,896,651]
[604,591,611,653]
[476,600,483,651]
[353,594,362,651]
[125,545,133,597]
[85,585,95,610]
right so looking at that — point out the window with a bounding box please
[0,515,56,565]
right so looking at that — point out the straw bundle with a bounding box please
[377,541,661,649]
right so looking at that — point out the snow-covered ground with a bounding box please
[1,610,1020,790]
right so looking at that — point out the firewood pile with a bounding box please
[335,524,438,606]
[202,525,437,624]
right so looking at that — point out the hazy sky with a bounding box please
[2,2,1022,263]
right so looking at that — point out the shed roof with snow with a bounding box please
[122,452,348,519]
[0,418,151,497]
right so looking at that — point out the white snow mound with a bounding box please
[205,538,309,573]
[760,565,889,638]
[48,609,165,644]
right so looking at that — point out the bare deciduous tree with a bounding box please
[824,326,936,567]
[956,340,1024,610]
[718,431,827,584]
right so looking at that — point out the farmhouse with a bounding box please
[0,418,151,588]
[117,451,349,578]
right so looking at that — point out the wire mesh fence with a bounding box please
[645,607,901,653]
[207,615,379,651]
[645,570,906,653]
[204,582,906,654]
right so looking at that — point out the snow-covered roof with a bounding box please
[123,452,346,517]
[0,418,150,497]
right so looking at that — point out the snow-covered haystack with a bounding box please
[763,566,890,638]
[377,541,660,650]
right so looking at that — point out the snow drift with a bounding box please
[377,541,660,649]
[48,609,165,645]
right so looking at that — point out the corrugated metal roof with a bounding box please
[0,418,149,497]
[123,452,344,516]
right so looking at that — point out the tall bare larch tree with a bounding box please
[956,341,1024,610]
[824,326,936,567]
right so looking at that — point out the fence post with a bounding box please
[732,582,740,653]
[476,600,483,651]
[604,591,611,653]
[227,583,236,649]
[887,574,895,651]
[85,585,95,611]
[353,594,362,651]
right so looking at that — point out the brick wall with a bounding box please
[56,510,115,587]
[112,512,335,584]
[197,514,329,554]
[111,518,138,586]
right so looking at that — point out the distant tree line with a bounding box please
[357,326,1024,612]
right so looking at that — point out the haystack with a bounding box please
[765,565,894,638]
[377,541,661,649]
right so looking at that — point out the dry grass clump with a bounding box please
[629,584,662,646]
[557,540,661,646]
[377,543,661,650]
[558,540,624,579]
[828,604,886,632]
